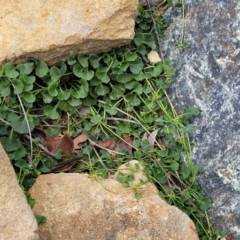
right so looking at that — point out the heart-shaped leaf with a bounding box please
[43,106,60,119]
[50,66,62,81]
[35,61,49,77]
[4,63,19,78]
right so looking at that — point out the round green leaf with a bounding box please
[23,84,33,92]
[144,34,156,49]
[83,97,97,106]
[20,92,36,103]
[129,58,144,74]
[116,73,133,83]
[0,86,10,97]
[103,104,117,115]
[170,162,179,171]
[89,55,100,69]
[12,79,24,94]
[40,165,50,173]
[23,75,36,84]
[73,64,82,77]
[58,89,71,100]
[137,44,147,56]
[49,66,62,81]
[134,32,144,46]
[71,89,81,98]
[125,81,135,90]
[59,62,67,74]
[78,79,89,98]
[78,55,89,68]
[7,112,18,122]
[133,72,145,81]
[67,56,77,65]
[48,80,59,97]
[43,106,60,119]
[118,122,131,134]
[89,77,101,86]
[120,62,129,71]
[68,98,82,107]
[73,65,94,80]
[96,72,110,83]
[35,61,49,77]
[125,51,138,62]
[0,137,21,152]
[90,115,102,124]
[35,215,47,224]
[132,82,143,94]
[58,101,72,112]
[17,62,34,75]
[4,63,19,78]
[164,64,175,78]
[11,117,35,134]
[41,91,53,103]
[94,84,109,96]
[110,85,124,100]
[14,159,29,169]
[125,94,141,106]
[152,63,163,77]
[102,53,112,65]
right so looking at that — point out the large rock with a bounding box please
[0,0,138,66]
[0,144,39,240]
[29,160,198,240]
[162,0,240,238]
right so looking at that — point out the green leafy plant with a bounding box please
[0,3,223,239]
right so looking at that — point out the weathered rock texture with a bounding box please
[0,0,138,66]
[0,144,39,240]
[162,0,240,238]
[140,0,163,6]
[29,161,198,240]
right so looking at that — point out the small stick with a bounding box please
[23,134,55,157]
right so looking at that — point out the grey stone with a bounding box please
[161,0,240,238]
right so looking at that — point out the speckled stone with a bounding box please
[162,0,240,238]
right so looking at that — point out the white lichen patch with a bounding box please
[217,161,240,191]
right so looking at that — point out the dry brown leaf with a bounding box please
[114,136,133,155]
[31,128,47,145]
[73,133,88,150]
[98,139,116,149]
[226,233,234,240]
[123,136,133,154]
[46,134,74,155]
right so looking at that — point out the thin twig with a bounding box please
[88,138,124,156]
[0,118,11,126]
[92,145,111,171]
[99,100,164,151]
[106,117,138,124]
[9,78,33,167]
[23,134,55,157]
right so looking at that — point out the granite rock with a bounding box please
[29,160,198,240]
[0,144,39,240]
[162,0,240,238]
[0,0,138,66]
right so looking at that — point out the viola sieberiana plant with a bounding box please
[0,3,224,239]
